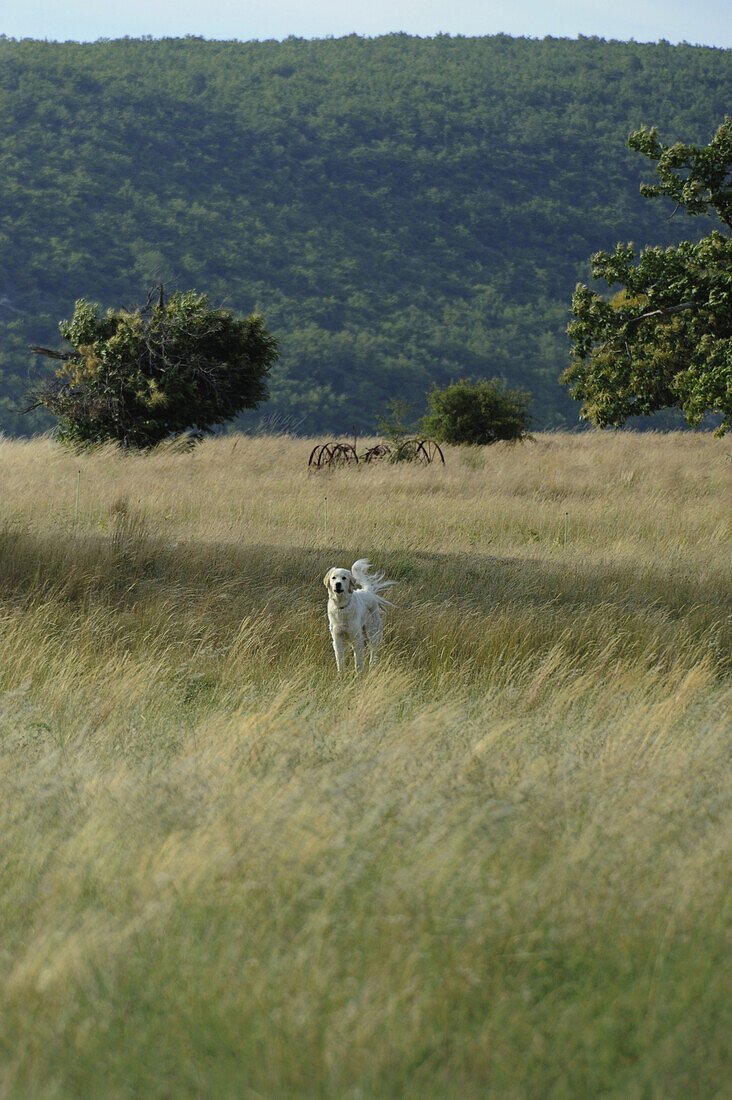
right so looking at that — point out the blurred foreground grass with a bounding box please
[0,431,729,1097]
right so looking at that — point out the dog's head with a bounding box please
[323,567,354,598]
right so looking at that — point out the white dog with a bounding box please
[323,559,397,671]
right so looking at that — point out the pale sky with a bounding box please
[1,0,730,48]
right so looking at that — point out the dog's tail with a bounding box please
[351,559,398,608]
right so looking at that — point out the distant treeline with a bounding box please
[0,33,730,435]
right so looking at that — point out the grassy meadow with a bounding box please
[0,430,730,1098]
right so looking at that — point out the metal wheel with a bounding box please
[308,441,359,469]
[416,439,445,464]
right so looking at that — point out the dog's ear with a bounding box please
[346,571,354,593]
[323,569,334,589]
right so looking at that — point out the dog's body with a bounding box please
[323,559,396,671]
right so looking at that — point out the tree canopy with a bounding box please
[30,290,278,447]
[0,34,730,435]
[563,118,732,434]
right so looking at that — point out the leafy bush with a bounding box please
[421,378,533,445]
[31,290,278,448]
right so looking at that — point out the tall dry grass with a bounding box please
[0,431,729,1098]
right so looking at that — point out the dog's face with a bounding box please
[324,568,353,597]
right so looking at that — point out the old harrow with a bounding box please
[307,441,360,469]
[309,438,444,469]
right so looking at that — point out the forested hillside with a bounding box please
[0,33,729,435]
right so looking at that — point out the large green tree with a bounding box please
[563,118,732,434]
[29,289,278,447]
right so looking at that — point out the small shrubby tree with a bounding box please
[421,378,533,445]
[30,288,278,447]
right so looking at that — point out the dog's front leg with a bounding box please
[331,632,346,672]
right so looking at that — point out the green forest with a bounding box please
[0,32,730,436]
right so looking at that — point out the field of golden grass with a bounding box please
[0,430,729,1098]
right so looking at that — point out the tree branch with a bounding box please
[597,300,697,363]
[28,344,81,361]
[623,300,695,331]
